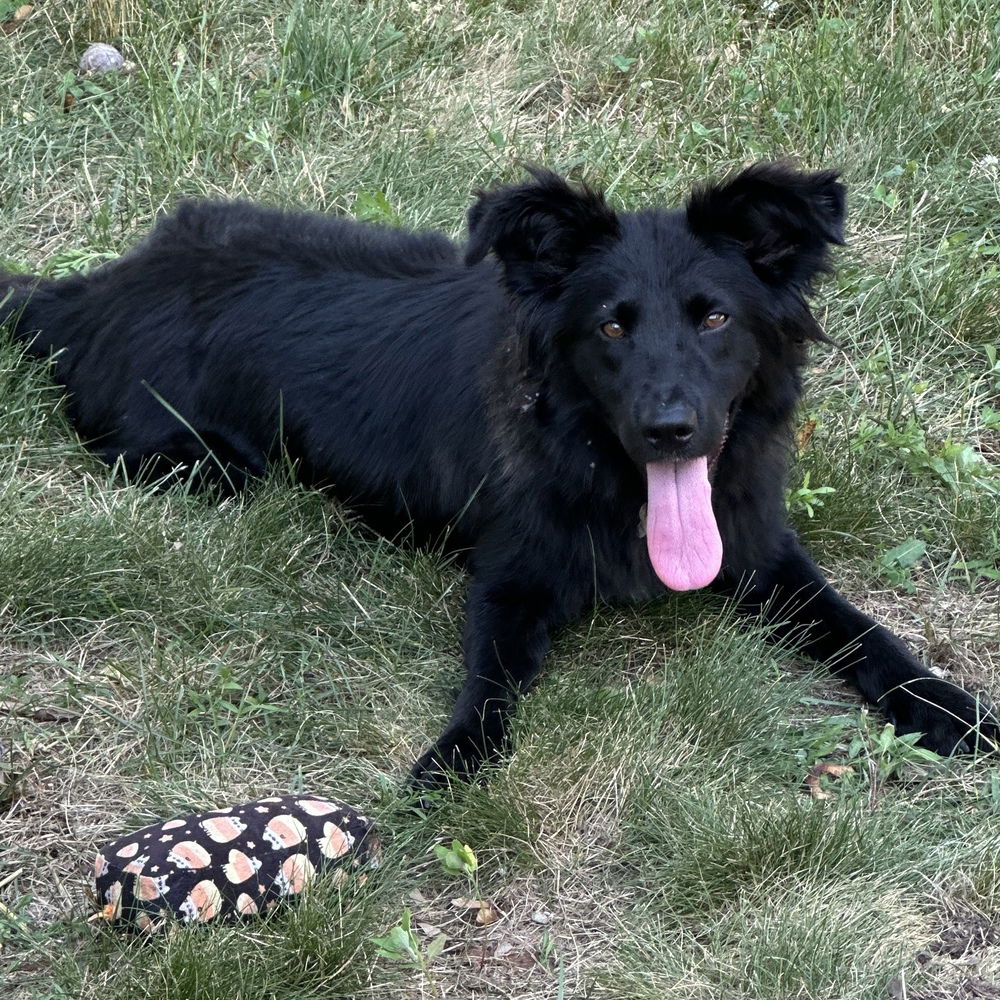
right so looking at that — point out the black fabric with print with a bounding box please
[93,794,379,932]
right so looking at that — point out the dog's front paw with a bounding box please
[880,676,999,755]
[406,725,496,800]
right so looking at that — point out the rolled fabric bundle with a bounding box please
[91,794,379,933]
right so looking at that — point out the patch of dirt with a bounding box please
[400,874,628,999]
[905,978,1000,1000]
[829,565,999,693]
[900,897,1000,1000]
[931,908,1000,961]
[977,430,999,465]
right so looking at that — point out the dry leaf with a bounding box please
[0,702,78,722]
[465,942,493,966]
[504,949,537,969]
[804,762,855,799]
[486,939,538,969]
[1,4,32,34]
[795,418,817,455]
[450,896,501,924]
[417,921,442,938]
[34,707,80,723]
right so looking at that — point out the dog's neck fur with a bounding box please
[485,322,645,514]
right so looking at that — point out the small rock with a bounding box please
[79,43,134,76]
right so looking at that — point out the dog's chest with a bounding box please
[590,514,666,604]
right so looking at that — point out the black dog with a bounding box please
[2,164,995,787]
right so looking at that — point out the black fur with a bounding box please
[2,164,995,788]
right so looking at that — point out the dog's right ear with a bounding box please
[464,167,620,297]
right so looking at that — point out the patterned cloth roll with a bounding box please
[92,794,379,933]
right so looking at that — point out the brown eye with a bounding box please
[601,320,626,339]
[702,312,728,330]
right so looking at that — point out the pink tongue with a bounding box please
[645,457,722,591]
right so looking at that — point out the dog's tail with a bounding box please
[0,271,41,340]
[0,271,71,361]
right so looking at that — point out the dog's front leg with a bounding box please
[725,531,998,754]
[409,572,577,792]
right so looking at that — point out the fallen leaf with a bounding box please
[504,949,537,969]
[804,762,855,799]
[0,4,32,34]
[480,938,538,969]
[426,933,447,962]
[465,942,493,966]
[450,896,501,924]
[795,418,817,455]
[417,921,442,938]
[33,707,80,723]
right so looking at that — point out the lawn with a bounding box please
[1,1,998,997]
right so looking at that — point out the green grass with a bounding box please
[1,1,999,997]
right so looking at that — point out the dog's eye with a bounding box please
[702,312,728,331]
[600,320,626,339]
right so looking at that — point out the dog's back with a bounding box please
[0,200,502,537]
[1,199,462,347]
[154,199,462,280]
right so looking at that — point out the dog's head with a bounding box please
[465,164,845,589]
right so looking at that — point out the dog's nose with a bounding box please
[643,404,698,449]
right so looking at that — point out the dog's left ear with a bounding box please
[686,163,845,291]
[464,166,620,297]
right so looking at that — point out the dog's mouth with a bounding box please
[642,414,731,593]
[706,418,730,479]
